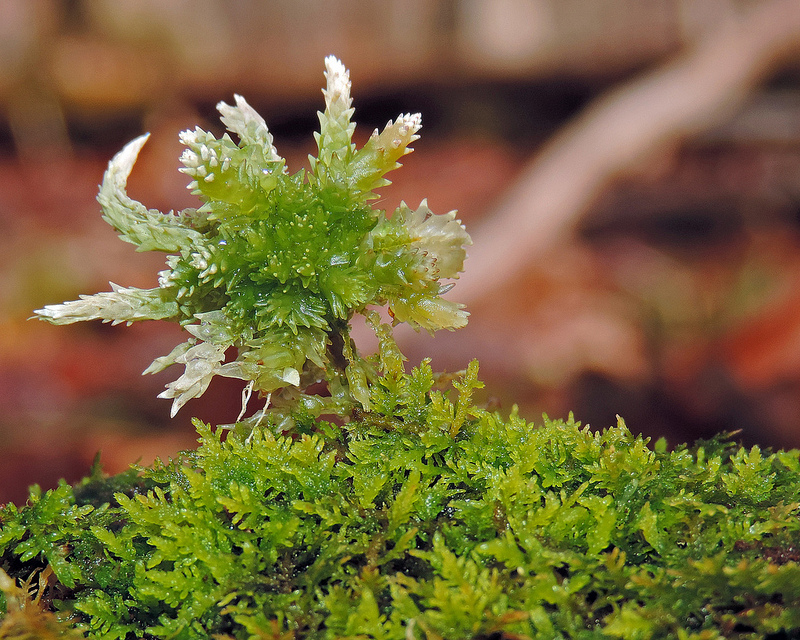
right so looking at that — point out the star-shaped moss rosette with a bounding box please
[35,56,471,420]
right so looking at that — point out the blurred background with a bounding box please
[3,0,800,504]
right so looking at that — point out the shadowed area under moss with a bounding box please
[2,360,800,640]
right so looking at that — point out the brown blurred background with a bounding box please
[4,0,800,504]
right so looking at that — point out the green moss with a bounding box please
[9,55,800,639]
[3,360,800,639]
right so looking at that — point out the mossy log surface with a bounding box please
[2,361,800,640]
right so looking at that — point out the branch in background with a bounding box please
[458,0,800,304]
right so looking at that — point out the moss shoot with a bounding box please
[3,360,800,639]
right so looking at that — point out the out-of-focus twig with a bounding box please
[457,0,800,304]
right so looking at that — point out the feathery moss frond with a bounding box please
[3,365,800,639]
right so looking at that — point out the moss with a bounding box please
[33,57,469,421]
[0,567,84,640]
[8,55,800,639]
[3,360,800,639]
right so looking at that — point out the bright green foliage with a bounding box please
[3,362,800,639]
[14,54,800,640]
[34,56,470,418]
